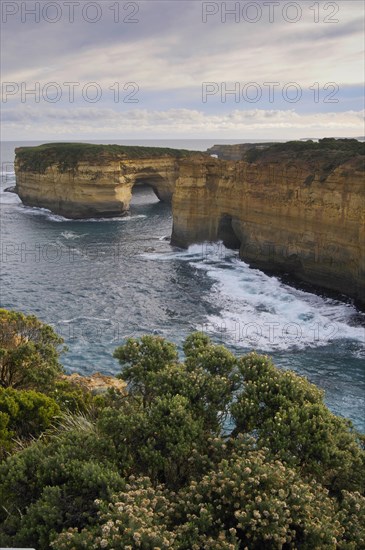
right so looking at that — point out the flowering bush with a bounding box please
[52,477,176,549]
[173,437,340,549]
[0,329,364,549]
[231,353,365,493]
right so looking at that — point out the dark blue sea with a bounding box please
[1,140,364,431]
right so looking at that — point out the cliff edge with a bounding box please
[14,140,365,306]
[14,143,203,219]
[172,139,365,306]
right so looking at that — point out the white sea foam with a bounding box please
[145,243,365,352]
[76,214,147,223]
[0,191,21,205]
[60,231,83,240]
[6,202,147,223]
[58,316,113,324]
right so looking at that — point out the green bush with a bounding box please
[0,387,60,457]
[114,333,238,433]
[0,331,364,549]
[0,426,123,549]
[336,491,365,549]
[231,353,365,494]
[174,437,340,549]
[48,378,95,414]
[51,477,176,550]
[0,309,65,391]
[98,394,206,487]
[50,438,365,549]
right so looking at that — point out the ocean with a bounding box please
[1,140,364,431]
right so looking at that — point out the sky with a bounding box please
[1,0,364,141]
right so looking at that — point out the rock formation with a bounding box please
[172,141,365,306]
[207,142,275,160]
[14,143,202,219]
[61,372,127,395]
[14,140,365,306]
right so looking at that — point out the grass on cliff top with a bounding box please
[245,138,365,163]
[15,142,204,173]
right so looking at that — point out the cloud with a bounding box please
[2,106,364,140]
[1,1,364,139]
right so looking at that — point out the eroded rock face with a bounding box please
[207,143,275,160]
[171,151,365,306]
[15,155,179,219]
[14,142,365,305]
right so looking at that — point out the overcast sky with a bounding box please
[1,0,364,140]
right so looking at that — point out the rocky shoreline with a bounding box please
[14,140,365,306]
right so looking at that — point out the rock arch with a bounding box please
[118,159,178,212]
[132,173,170,202]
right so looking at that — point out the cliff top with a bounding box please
[15,142,205,173]
[244,138,365,162]
[208,139,365,166]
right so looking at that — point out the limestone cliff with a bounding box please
[207,143,275,160]
[14,143,203,218]
[172,141,365,306]
[14,140,365,306]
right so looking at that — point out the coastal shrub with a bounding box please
[114,333,238,432]
[0,329,364,549]
[0,426,123,549]
[50,439,364,549]
[0,309,65,391]
[51,477,177,550]
[113,335,178,397]
[98,394,206,487]
[173,438,341,549]
[231,353,365,494]
[336,491,365,548]
[48,378,96,414]
[150,361,236,433]
[0,387,60,457]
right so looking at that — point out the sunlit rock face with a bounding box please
[14,143,201,219]
[15,141,365,305]
[171,147,365,307]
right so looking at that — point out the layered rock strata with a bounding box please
[14,141,365,305]
[171,148,365,306]
[14,143,201,218]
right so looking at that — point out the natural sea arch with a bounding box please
[131,174,168,203]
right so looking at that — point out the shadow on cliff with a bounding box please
[217,215,241,250]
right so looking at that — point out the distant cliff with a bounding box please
[14,140,365,306]
[207,142,275,160]
[14,143,203,219]
[172,140,365,306]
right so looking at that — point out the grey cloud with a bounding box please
[1,0,363,140]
